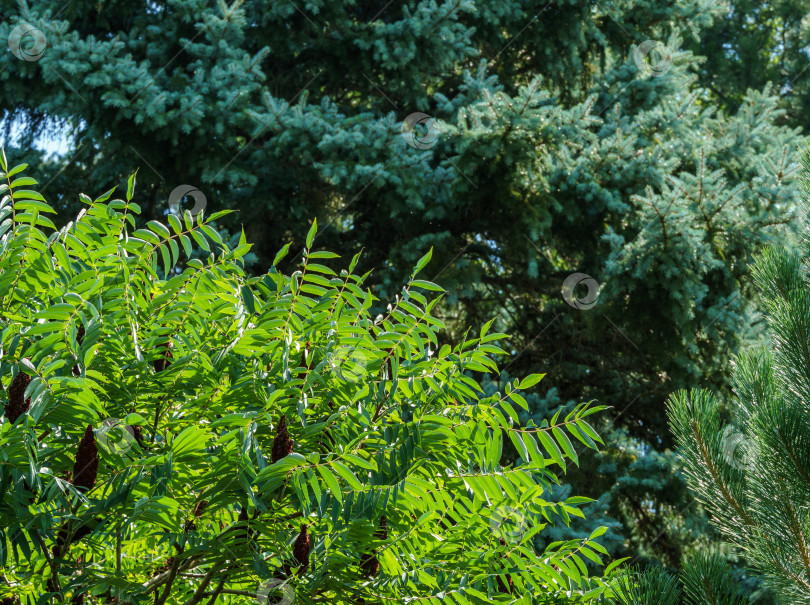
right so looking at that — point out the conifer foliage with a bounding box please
[0,156,619,602]
[668,175,810,603]
[612,552,747,605]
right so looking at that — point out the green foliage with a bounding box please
[667,168,810,603]
[611,552,746,605]
[687,0,810,129]
[1,0,807,582]
[680,553,747,605]
[612,564,681,605]
[0,156,619,602]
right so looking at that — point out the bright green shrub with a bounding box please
[0,153,617,603]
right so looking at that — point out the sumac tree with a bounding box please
[0,154,617,603]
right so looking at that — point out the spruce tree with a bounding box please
[668,168,810,603]
[687,0,810,130]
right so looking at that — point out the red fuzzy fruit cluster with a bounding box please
[271,414,293,463]
[72,425,98,492]
[292,524,310,574]
[5,367,31,423]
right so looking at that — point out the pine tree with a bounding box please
[612,552,747,605]
[668,171,810,603]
